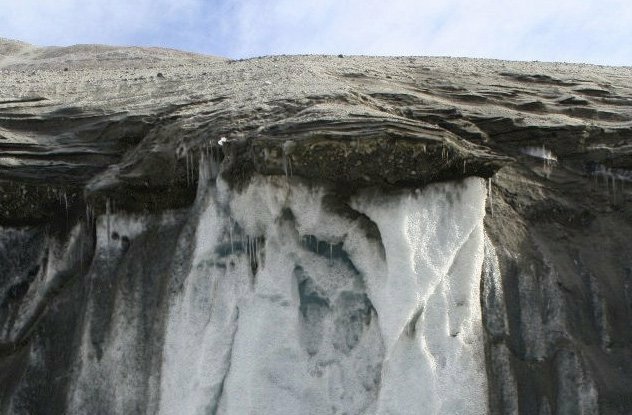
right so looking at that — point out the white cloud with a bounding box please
[0,0,205,47]
[219,0,632,65]
[0,0,630,65]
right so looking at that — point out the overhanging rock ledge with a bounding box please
[1,38,632,415]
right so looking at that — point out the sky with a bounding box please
[1,0,631,65]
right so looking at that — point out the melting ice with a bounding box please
[154,165,489,414]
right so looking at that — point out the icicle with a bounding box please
[185,151,190,187]
[204,152,209,183]
[248,236,252,267]
[208,145,215,178]
[190,152,195,185]
[85,203,92,226]
[250,236,254,260]
[79,229,84,274]
[189,152,193,185]
[106,198,111,248]
[63,191,69,220]
[283,152,288,178]
[228,217,234,255]
[198,153,206,184]
[488,178,494,217]
[442,146,449,162]
[254,237,258,262]
[329,243,333,266]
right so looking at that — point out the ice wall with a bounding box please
[158,169,489,414]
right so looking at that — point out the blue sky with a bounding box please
[1,0,631,65]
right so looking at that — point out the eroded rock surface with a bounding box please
[1,38,631,414]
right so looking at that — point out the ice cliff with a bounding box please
[1,38,631,414]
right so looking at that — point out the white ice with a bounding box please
[158,171,489,414]
[521,146,558,163]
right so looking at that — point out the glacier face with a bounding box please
[153,168,488,414]
[3,45,632,414]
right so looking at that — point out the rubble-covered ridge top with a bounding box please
[1,40,631,222]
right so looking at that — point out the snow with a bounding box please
[522,146,557,163]
[522,146,557,177]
